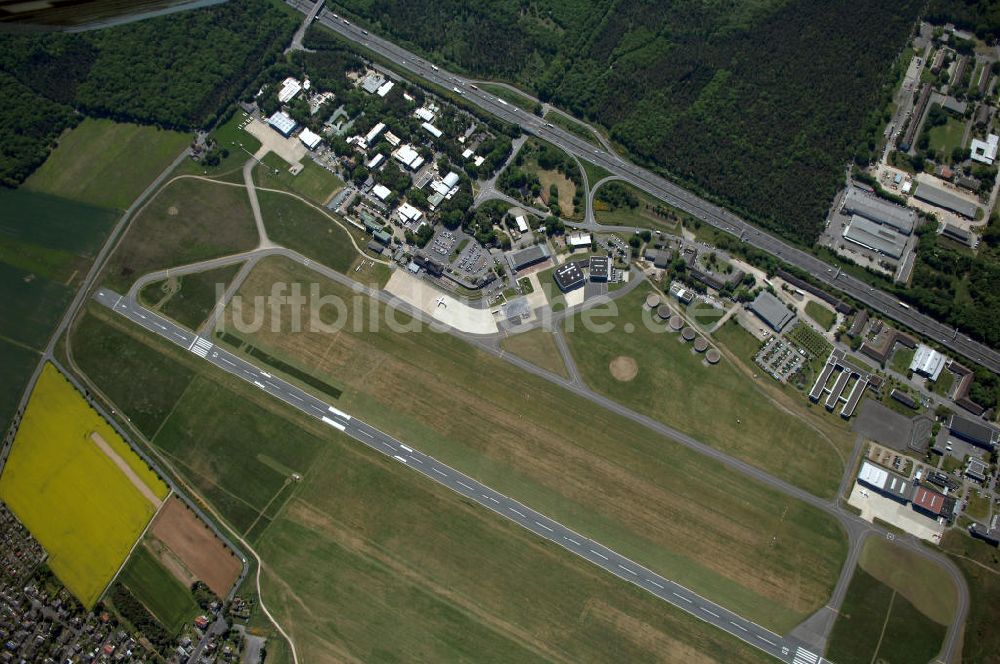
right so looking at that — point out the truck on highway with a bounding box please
[431,64,439,71]
[898,301,911,310]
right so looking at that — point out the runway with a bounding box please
[93,287,824,664]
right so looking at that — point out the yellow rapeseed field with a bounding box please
[0,364,168,608]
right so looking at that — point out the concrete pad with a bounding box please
[385,270,498,335]
[847,482,944,544]
[244,118,307,167]
[563,287,585,309]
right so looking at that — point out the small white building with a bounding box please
[462,148,474,160]
[909,344,946,381]
[376,80,395,97]
[365,122,386,145]
[414,107,435,122]
[431,171,460,197]
[514,215,529,233]
[971,134,999,165]
[372,184,392,201]
[366,153,386,169]
[384,131,401,147]
[393,144,424,170]
[397,202,423,224]
[567,232,592,248]
[298,128,322,150]
[421,122,442,139]
[473,155,485,167]
[278,77,303,103]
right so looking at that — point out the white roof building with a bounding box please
[365,122,386,145]
[567,232,592,248]
[366,153,386,169]
[910,344,946,381]
[421,122,442,138]
[414,107,435,122]
[473,155,485,167]
[372,184,392,201]
[514,215,529,233]
[278,77,303,103]
[431,171,460,197]
[376,80,395,97]
[267,111,298,137]
[384,131,401,147]
[298,128,322,150]
[397,202,423,224]
[971,134,999,165]
[462,148,474,160]
[361,73,384,94]
[393,144,423,170]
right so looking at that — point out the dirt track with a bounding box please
[90,432,162,507]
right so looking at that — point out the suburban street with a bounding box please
[93,287,825,664]
[293,0,1000,373]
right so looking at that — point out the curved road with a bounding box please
[299,0,1000,373]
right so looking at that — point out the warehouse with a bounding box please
[842,215,908,260]
[909,344,946,381]
[842,188,915,235]
[267,111,298,137]
[298,128,322,150]
[749,291,794,332]
[553,261,585,292]
[506,244,551,272]
[947,415,1000,449]
[912,486,947,519]
[857,461,912,504]
[913,183,979,219]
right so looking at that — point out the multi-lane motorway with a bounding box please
[93,287,825,664]
[291,0,1000,374]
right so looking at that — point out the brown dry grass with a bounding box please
[149,496,242,596]
[219,256,846,631]
[609,355,638,381]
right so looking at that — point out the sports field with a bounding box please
[0,364,167,607]
[24,118,191,210]
[70,308,774,663]
[119,545,200,633]
[214,256,846,631]
[563,287,849,497]
[103,178,258,292]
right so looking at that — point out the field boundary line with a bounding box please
[870,590,896,664]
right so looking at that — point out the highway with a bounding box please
[293,0,1000,373]
[93,287,825,664]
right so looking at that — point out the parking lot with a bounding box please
[753,336,805,383]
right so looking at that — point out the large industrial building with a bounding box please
[842,188,915,235]
[842,215,907,259]
[909,344,946,381]
[947,415,1000,450]
[857,461,912,503]
[749,291,794,332]
[506,244,551,272]
[267,111,298,137]
[912,183,979,219]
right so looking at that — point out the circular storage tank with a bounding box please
[694,337,709,353]
[706,349,721,364]
[646,293,661,309]
[681,326,696,342]
[656,304,671,320]
[668,315,684,331]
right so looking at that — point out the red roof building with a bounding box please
[913,486,946,516]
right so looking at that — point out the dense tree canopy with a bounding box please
[336,0,921,244]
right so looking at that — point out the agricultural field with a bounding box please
[825,537,954,664]
[258,191,363,274]
[71,299,775,663]
[804,300,836,330]
[23,119,191,210]
[0,188,117,433]
[499,328,569,379]
[785,322,831,358]
[140,262,244,331]
[118,545,200,634]
[563,287,848,497]
[0,364,167,607]
[255,153,344,205]
[102,178,258,293]
[214,256,847,631]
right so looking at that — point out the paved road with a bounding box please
[93,286,827,664]
[296,0,1000,373]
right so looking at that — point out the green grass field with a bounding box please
[103,178,258,292]
[119,545,200,633]
[805,301,836,330]
[255,153,344,205]
[580,158,613,186]
[258,191,362,274]
[927,117,966,160]
[140,263,243,330]
[940,531,1000,663]
[24,118,191,210]
[0,364,166,607]
[593,180,683,232]
[210,257,847,631]
[72,297,775,663]
[858,537,956,625]
[931,368,955,396]
[563,287,846,497]
[890,346,915,374]
[826,567,946,664]
[499,328,569,378]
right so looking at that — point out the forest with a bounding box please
[0,0,297,186]
[333,0,920,244]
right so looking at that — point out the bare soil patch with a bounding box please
[149,496,241,596]
[609,356,638,382]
